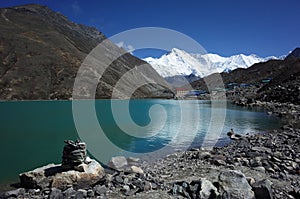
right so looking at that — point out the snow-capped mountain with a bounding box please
[143,48,280,78]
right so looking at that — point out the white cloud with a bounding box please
[116,41,135,54]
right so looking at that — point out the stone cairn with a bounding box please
[62,140,87,171]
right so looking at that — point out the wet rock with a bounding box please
[109,156,128,170]
[227,129,243,140]
[218,170,255,199]
[127,157,140,165]
[230,134,243,140]
[252,179,273,199]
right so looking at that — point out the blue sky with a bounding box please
[1,0,299,58]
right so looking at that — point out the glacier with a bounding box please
[143,48,280,78]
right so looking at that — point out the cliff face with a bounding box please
[0,4,172,100]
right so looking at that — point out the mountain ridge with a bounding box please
[143,48,282,79]
[0,4,172,100]
[190,48,300,95]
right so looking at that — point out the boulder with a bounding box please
[198,178,219,199]
[170,179,218,199]
[127,157,140,164]
[19,163,58,189]
[218,170,255,199]
[108,156,128,170]
[130,166,144,174]
[252,179,273,199]
[19,159,105,190]
[171,181,190,198]
[4,188,26,198]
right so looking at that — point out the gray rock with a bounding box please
[246,177,256,186]
[94,185,107,195]
[171,181,190,198]
[49,188,63,199]
[170,179,218,199]
[130,166,144,174]
[20,159,105,190]
[252,179,273,199]
[127,157,140,164]
[218,170,255,199]
[144,181,152,191]
[108,156,128,170]
[214,159,227,166]
[74,191,84,199]
[19,163,58,189]
[63,187,76,197]
[115,175,123,183]
[87,189,94,197]
[253,166,266,173]
[77,189,87,197]
[4,188,25,198]
[200,151,211,159]
[250,157,263,167]
[251,146,272,154]
[62,140,87,171]
[199,178,219,199]
[123,185,130,192]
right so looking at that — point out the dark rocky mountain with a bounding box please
[190,48,300,93]
[0,4,172,100]
[286,47,300,59]
[164,74,200,87]
[257,48,300,104]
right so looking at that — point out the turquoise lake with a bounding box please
[0,100,281,188]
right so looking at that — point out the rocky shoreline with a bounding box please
[1,101,300,199]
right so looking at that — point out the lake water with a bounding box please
[0,100,280,188]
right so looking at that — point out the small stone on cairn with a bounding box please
[62,139,87,171]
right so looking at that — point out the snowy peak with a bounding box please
[143,48,280,78]
[144,48,211,78]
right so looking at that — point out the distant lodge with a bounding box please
[175,78,272,98]
[175,88,207,97]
